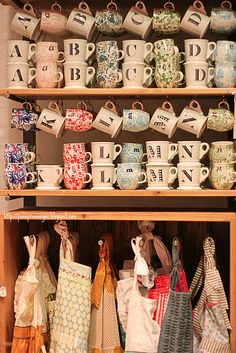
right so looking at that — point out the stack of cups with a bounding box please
[117,143,147,190]
[90,142,122,189]
[63,39,96,88]
[35,41,64,88]
[209,141,236,190]
[214,41,236,88]
[122,40,153,88]
[154,39,184,88]
[4,143,37,190]
[63,143,92,190]
[96,40,124,88]
[145,141,178,189]
[184,39,216,88]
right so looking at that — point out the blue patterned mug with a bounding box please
[5,143,36,164]
[120,143,146,163]
[11,102,39,131]
[210,1,236,35]
[5,163,37,189]
[117,162,147,190]
[214,62,236,88]
[95,1,124,35]
[123,102,150,132]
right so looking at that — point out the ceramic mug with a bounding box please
[123,102,150,132]
[180,1,210,38]
[63,143,92,164]
[184,61,215,88]
[154,63,184,88]
[10,3,41,40]
[123,1,153,40]
[214,40,236,63]
[96,40,124,68]
[64,38,95,62]
[149,101,178,138]
[209,141,236,163]
[4,163,37,190]
[35,41,64,63]
[66,1,95,40]
[207,101,234,132]
[40,2,68,36]
[36,63,63,89]
[91,163,117,189]
[210,1,236,35]
[11,103,39,131]
[122,62,153,88]
[209,162,236,190]
[214,62,236,88]
[153,39,180,59]
[117,162,147,190]
[146,163,178,189]
[64,62,95,88]
[120,143,146,163]
[92,101,123,139]
[146,141,178,163]
[65,102,93,132]
[177,162,209,189]
[153,2,181,35]
[178,100,207,138]
[91,142,122,164]
[96,68,122,88]
[184,39,216,62]
[6,62,36,88]
[7,40,36,63]
[36,164,63,189]
[5,143,36,164]
[178,141,209,162]
[95,1,124,35]
[36,102,65,138]
[64,162,92,190]
[122,40,153,63]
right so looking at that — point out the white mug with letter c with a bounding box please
[178,100,207,138]
[64,62,95,88]
[7,40,36,63]
[146,163,178,189]
[146,141,178,163]
[36,165,63,190]
[66,1,95,40]
[36,102,65,138]
[64,38,95,62]
[184,39,216,62]
[178,141,209,162]
[6,62,36,88]
[122,40,153,63]
[91,163,117,189]
[177,162,209,189]
[180,1,210,38]
[122,61,153,88]
[184,61,215,88]
[91,142,122,164]
[149,101,178,138]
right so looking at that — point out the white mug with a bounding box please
[180,1,210,38]
[178,100,207,138]
[177,162,209,189]
[64,62,95,88]
[184,39,216,62]
[66,2,95,40]
[64,38,95,62]
[91,142,122,164]
[91,163,117,189]
[10,4,41,40]
[35,41,64,63]
[184,61,215,88]
[123,1,153,40]
[146,163,178,189]
[92,101,123,139]
[36,102,65,138]
[149,101,178,138]
[36,165,63,189]
[36,63,63,88]
[178,141,210,162]
[122,61,153,88]
[6,62,36,88]
[122,40,153,63]
[7,40,36,63]
[146,141,178,162]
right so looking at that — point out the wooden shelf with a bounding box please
[1,188,236,197]
[0,88,236,99]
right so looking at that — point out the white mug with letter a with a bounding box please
[36,63,63,88]
[10,3,41,40]
[7,40,36,63]
[66,2,95,40]
[36,102,65,138]
[123,1,153,39]
[178,100,207,138]
[64,62,95,88]
[180,1,210,38]
[184,61,215,88]
[177,162,209,189]
[91,163,117,189]
[122,62,152,88]
[184,39,216,62]
[91,142,122,164]
[122,40,153,63]
[64,38,95,62]
[92,101,123,139]
[146,141,178,163]
[178,141,209,162]
[6,62,36,88]
[36,165,63,189]
[146,163,178,189]
[149,101,178,138]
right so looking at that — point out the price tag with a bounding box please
[0,286,7,298]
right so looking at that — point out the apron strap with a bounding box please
[131,236,149,277]
[54,221,74,261]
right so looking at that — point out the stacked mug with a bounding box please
[90,142,122,189]
[214,41,236,88]
[209,141,236,190]
[63,39,96,88]
[63,143,92,190]
[117,143,147,190]
[184,39,216,88]
[4,143,37,190]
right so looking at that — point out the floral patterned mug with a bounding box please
[153,2,181,35]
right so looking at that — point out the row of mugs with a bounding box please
[10,0,236,42]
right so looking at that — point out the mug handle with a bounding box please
[28,43,37,61]
[207,42,216,61]
[22,101,33,111]
[143,67,153,85]
[77,101,88,110]
[230,172,236,183]
[55,72,64,83]
[85,151,92,163]
[86,43,96,61]
[218,100,230,110]
[84,172,92,184]
[113,144,122,160]
[162,101,174,114]
[105,101,117,114]
[78,1,92,15]
[179,52,185,64]
[207,67,215,86]
[86,67,96,85]
[51,2,62,11]
[107,1,118,11]
[113,167,117,184]
[138,171,147,184]
[135,1,148,15]
[174,71,184,84]
[23,3,37,17]
[28,68,36,85]
[58,51,65,63]
[168,143,178,161]
[164,2,175,10]
[115,71,123,83]
[168,166,178,184]
[193,0,206,14]
[48,101,61,115]
[56,167,64,183]
[26,172,37,184]
[199,142,210,160]
[200,167,209,184]
[142,153,148,164]
[117,49,125,62]
[221,0,232,9]
[25,151,36,164]
[144,42,154,60]
[189,99,202,113]
[132,101,144,110]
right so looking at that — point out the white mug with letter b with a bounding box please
[178,141,209,162]
[64,62,95,88]
[146,163,178,189]
[64,38,95,62]
[66,2,95,40]
[149,101,178,138]
[91,142,122,164]
[36,102,65,138]
[91,164,117,189]
[178,100,207,138]
[146,141,178,163]
[177,162,209,189]
[36,165,63,190]
[122,61,153,88]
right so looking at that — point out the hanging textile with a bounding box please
[157,237,193,353]
[88,233,123,353]
[49,221,91,353]
[189,237,231,353]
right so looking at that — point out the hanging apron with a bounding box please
[88,233,123,353]
[49,221,92,353]
[189,237,231,353]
